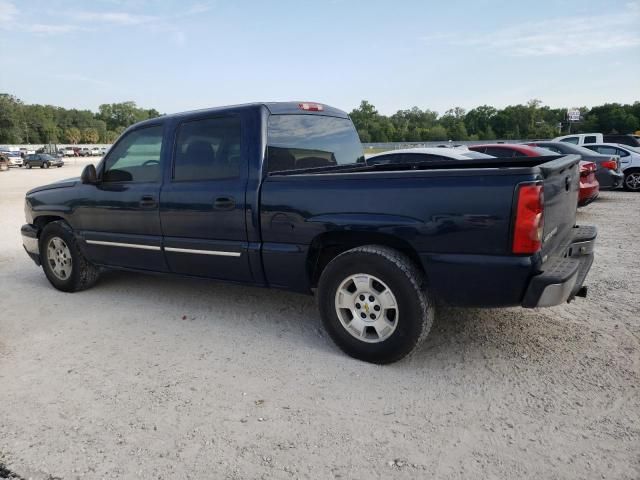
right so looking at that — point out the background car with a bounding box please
[23,153,64,169]
[553,133,640,147]
[90,147,101,156]
[366,147,495,164]
[79,147,91,157]
[578,161,599,206]
[5,151,23,167]
[526,141,623,189]
[582,143,640,192]
[468,144,557,157]
[63,147,75,157]
[0,152,9,171]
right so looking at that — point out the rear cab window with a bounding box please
[584,136,597,144]
[267,115,364,172]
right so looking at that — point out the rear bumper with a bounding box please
[597,169,623,189]
[522,225,596,308]
[578,187,599,207]
[21,223,41,266]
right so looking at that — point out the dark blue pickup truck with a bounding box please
[21,102,596,363]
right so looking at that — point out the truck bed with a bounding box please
[260,154,581,307]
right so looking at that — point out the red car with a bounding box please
[468,143,556,158]
[469,144,599,207]
[578,161,599,207]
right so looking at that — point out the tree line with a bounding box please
[349,100,640,143]
[0,94,160,144]
[1,93,638,145]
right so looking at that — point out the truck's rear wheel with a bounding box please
[317,245,434,364]
[40,221,100,292]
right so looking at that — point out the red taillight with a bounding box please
[298,102,324,112]
[601,158,618,170]
[513,183,544,254]
[580,161,596,177]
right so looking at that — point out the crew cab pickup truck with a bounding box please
[21,102,596,364]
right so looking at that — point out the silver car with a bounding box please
[583,143,640,192]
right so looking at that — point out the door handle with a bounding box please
[214,196,235,210]
[139,195,157,208]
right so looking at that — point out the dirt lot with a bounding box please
[0,162,638,480]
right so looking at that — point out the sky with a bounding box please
[0,0,638,115]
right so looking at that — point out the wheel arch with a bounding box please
[33,215,68,236]
[306,231,425,288]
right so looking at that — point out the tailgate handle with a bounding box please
[565,176,571,191]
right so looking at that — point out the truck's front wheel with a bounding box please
[317,245,434,364]
[40,221,100,292]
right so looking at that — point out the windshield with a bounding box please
[267,115,364,172]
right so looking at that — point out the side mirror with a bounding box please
[81,164,97,184]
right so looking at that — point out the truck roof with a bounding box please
[133,101,349,129]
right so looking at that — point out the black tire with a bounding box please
[317,245,434,364]
[623,170,640,192]
[42,162,49,169]
[39,221,100,292]
[25,163,32,169]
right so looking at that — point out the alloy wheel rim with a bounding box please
[334,273,399,343]
[47,237,72,280]
[626,173,640,190]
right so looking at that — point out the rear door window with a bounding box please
[584,136,597,144]
[173,116,242,181]
[615,148,630,157]
[560,137,579,144]
[596,146,618,156]
[267,115,364,172]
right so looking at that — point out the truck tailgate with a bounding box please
[537,154,581,259]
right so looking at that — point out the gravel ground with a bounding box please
[0,163,638,480]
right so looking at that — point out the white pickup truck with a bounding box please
[554,133,640,147]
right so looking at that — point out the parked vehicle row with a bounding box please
[61,147,107,157]
[526,142,623,190]
[368,142,615,207]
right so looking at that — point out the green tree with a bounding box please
[97,101,156,131]
[82,128,99,143]
[425,125,447,141]
[104,130,120,143]
[0,94,22,143]
[64,127,82,144]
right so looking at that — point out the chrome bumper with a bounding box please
[522,225,596,308]
[21,224,41,265]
